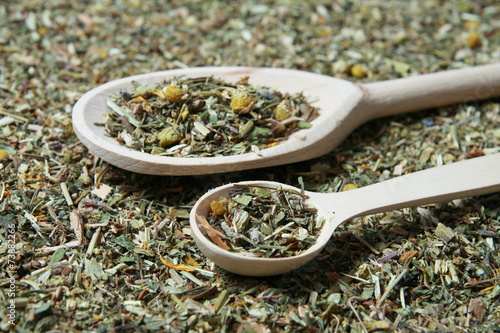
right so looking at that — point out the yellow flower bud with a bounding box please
[230,95,253,113]
[210,200,227,215]
[157,126,182,147]
[0,149,9,161]
[164,85,184,103]
[342,183,358,191]
[466,32,481,49]
[273,101,292,121]
[350,64,367,78]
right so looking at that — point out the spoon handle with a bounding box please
[328,154,500,219]
[358,63,500,119]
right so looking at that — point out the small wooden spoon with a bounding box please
[73,64,500,175]
[190,154,500,276]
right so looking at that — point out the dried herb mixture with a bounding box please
[104,76,317,157]
[2,0,499,332]
[204,185,322,257]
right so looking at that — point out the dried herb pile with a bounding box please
[104,76,316,157]
[202,184,322,257]
[1,0,499,332]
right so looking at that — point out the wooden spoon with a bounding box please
[72,64,500,175]
[190,154,500,276]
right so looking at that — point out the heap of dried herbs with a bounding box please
[104,76,317,157]
[1,0,499,332]
[203,184,322,257]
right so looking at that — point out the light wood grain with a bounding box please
[190,154,500,276]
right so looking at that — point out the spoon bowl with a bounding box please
[73,64,500,175]
[190,154,500,276]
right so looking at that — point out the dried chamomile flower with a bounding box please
[273,100,293,121]
[164,85,184,103]
[350,64,367,78]
[230,94,254,113]
[210,200,227,216]
[157,126,182,147]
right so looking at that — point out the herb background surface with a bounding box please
[1,1,499,332]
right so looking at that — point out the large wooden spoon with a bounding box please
[72,64,500,175]
[189,154,500,276]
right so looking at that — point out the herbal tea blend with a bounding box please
[104,76,318,157]
[201,185,323,258]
